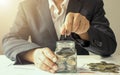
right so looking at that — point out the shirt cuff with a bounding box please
[70,33,90,47]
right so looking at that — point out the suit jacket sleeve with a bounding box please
[2,3,41,64]
[72,0,117,56]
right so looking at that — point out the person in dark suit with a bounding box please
[2,0,117,73]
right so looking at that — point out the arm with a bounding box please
[2,4,58,73]
[61,0,117,56]
[73,0,117,56]
[2,3,40,64]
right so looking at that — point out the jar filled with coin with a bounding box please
[55,41,77,73]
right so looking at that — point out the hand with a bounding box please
[33,48,58,73]
[61,12,90,40]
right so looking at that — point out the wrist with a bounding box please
[22,49,36,63]
[71,33,90,47]
[78,32,89,41]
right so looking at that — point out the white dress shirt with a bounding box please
[48,0,69,39]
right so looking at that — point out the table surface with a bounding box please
[0,55,120,75]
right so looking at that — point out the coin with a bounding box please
[87,61,120,73]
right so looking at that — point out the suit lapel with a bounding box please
[37,0,58,41]
[36,0,83,41]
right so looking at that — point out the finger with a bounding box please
[34,52,56,73]
[60,24,66,35]
[78,16,90,34]
[85,20,90,31]
[82,20,90,34]
[64,12,74,35]
[42,48,57,62]
[35,58,51,72]
[65,14,74,35]
[39,61,56,73]
[49,69,56,73]
[76,16,86,34]
[81,20,89,33]
[72,13,81,32]
[40,54,58,71]
[38,49,56,68]
[39,62,51,72]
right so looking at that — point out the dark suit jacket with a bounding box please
[2,0,117,64]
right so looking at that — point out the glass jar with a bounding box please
[55,41,77,73]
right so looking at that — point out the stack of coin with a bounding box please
[87,61,120,73]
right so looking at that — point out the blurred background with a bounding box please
[0,0,120,55]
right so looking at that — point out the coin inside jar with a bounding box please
[55,41,77,73]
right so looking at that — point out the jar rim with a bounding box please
[57,40,75,44]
